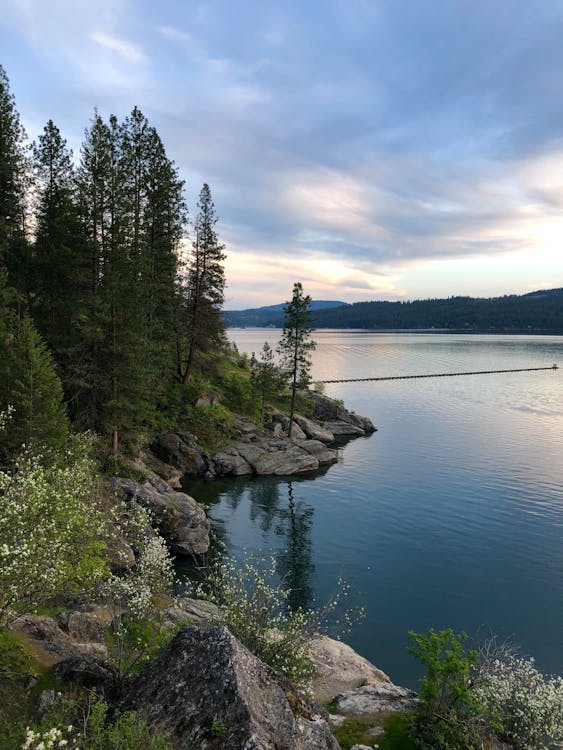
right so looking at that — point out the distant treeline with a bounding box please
[225,289,563,331]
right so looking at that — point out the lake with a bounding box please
[182,331,563,689]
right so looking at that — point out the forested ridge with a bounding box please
[226,288,563,331]
[0,65,227,460]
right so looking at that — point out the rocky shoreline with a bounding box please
[8,392,416,749]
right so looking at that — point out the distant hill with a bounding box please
[311,288,563,331]
[223,300,347,327]
[224,289,563,331]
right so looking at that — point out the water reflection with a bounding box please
[275,483,315,612]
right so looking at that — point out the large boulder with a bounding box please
[11,613,108,662]
[125,625,339,750]
[310,635,391,704]
[309,393,376,435]
[108,477,210,556]
[151,433,207,477]
[53,654,121,699]
[293,414,335,443]
[211,438,337,478]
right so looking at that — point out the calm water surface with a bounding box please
[183,332,563,688]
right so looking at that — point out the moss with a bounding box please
[331,716,380,749]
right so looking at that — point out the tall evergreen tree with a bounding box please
[32,119,90,394]
[181,183,226,384]
[0,65,32,311]
[277,282,316,438]
[0,315,69,465]
[75,109,187,449]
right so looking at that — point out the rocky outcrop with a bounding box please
[211,437,337,477]
[333,684,419,716]
[11,612,108,662]
[309,392,376,437]
[310,635,391,704]
[147,393,376,482]
[161,596,222,629]
[125,625,339,750]
[108,477,210,556]
[53,654,121,699]
[150,432,207,477]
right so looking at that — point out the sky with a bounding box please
[2,0,563,309]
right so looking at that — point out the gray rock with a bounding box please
[334,684,419,716]
[11,614,108,661]
[108,477,210,556]
[310,635,390,704]
[138,449,183,488]
[297,439,338,467]
[107,535,136,572]
[323,421,366,437]
[125,625,339,750]
[212,445,253,476]
[36,690,57,717]
[310,393,376,435]
[151,433,206,476]
[53,654,121,699]
[65,612,105,644]
[252,443,320,475]
[162,597,222,628]
[268,412,308,440]
[293,414,335,443]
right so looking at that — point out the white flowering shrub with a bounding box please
[0,434,109,624]
[21,696,173,749]
[190,556,315,687]
[101,507,175,674]
[102,506,174,621]
[477,654,563,750]
[189,556,362,689]
[21,725,78,749]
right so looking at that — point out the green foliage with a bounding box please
[24,694,173,750]
[250,341,285,423]
[0,631,40,749]
[0,433,109,623]
[407,629,479,718]
[0,64,28,276]
[0,316,69,465]
[180,182,226,384]
[277,282,316,438]
[330,716,381,749]
[476,652,563,750]
[181,402,238,451]
[210,720,227,738]
[378,713,417,750]
[190,556,317,688]
[407,629,483,750]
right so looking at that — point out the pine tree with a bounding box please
[0,65,32,311]
[277,282,316,438]
[32,119,90,394]
[250,341,283,423]
[181,183,226,384]
[0,315,69,464]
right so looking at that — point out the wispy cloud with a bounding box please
[90,31,147,64]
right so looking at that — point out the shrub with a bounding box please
[0,433,109,624]
[477,653,563,750]
[406,629,484,750]
[22,694,173,750]
[190,556,316,688]
[189,556,362,690]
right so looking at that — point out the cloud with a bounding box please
[4,0,563,306]
[89,31,147,64]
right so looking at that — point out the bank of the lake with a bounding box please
[181,330,563,690]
